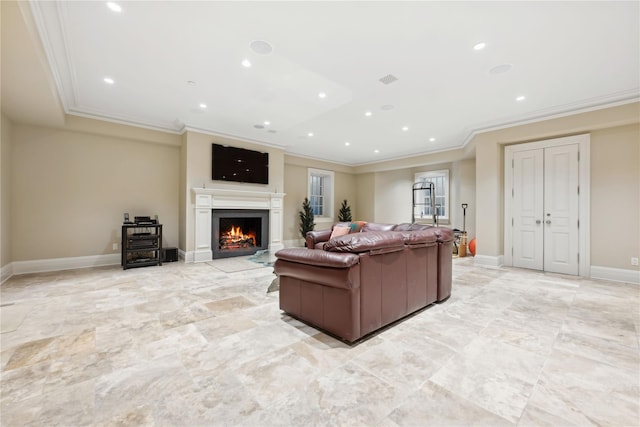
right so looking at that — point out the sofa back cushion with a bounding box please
[400,229,438,246]
[361,222,396,232]
[393,223,432,231]
[324,231,404,254]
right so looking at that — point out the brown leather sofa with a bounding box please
[274,223,454,342]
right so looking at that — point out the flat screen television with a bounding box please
[212,143,269,185]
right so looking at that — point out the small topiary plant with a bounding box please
[338,199,352,222]
[299,197,315,239]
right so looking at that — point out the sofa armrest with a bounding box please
[305,229,332,249]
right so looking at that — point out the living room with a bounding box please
[1,1,639,425]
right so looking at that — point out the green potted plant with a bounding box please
[338,199,352,222]
[299,197,315,239]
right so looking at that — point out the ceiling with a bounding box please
[9,1,640,164]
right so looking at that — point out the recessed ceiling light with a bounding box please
[199,103,207,109]
[473,42,486,50]
[253,124,264,129]
[365,111,372,117]
[345,142,350,146]
[103,77,114,84]
[374,149,380,153]
[307,132,314,137]
[429,137,436,142]
[318,92,326,99]
[381,104,395,111]
[489,63,512,75]
[106,2,122,12]
[268,129,277,134]
[250,40,273,55]
[264,120,270,125]
[402,126,409,132]
[187,80,196,86]
[241,59,252,68]
[516,95,526,101]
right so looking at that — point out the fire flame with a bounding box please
[220,224,256,249]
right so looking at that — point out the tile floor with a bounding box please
[0,257,638,426]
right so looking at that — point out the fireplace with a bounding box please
[212,209,269,259]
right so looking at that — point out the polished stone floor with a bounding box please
[1,257,638,426]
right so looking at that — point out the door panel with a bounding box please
[544,144,579,275]
[512,150,544,270]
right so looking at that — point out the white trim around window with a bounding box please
[308,168,335,223]
[414,169,450,223]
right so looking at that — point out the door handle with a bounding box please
[545,220,551,224]
[536,220,541,224]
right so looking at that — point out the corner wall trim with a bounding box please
[1,262,14,285]
[11,254,121,276]
[590,265,640,285]
[473,255,504,268]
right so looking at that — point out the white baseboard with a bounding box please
[183,250,216,263]
[473,255,504,268]
[1,262,14,284]
[590,265,640,285]
[11,254,121,276]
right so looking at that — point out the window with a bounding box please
[414,169,449,223]
[308,168,334,222]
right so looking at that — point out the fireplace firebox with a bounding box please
[212,209,269,259]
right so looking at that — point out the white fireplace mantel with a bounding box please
[190,188,285,262]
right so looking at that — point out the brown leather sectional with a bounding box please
[274,222,454,342]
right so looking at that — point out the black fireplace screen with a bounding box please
[212,209,269,259]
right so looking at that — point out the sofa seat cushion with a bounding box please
[324,231,405,254]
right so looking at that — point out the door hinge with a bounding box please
[512,188,514,197]
[578,253,580,263]
[577,186,580,195]
[512,247,514,256]
[512,218,514,226]
[512,159,514,168]
[578,151,580,162]
[577,219,580,229]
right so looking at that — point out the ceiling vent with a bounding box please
[379,74,398,85]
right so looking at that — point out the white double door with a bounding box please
[510,143,580,275]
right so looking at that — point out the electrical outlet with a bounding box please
[632,257,639,266]
[113,243,118,251]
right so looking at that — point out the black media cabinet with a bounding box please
[121,223,163,270]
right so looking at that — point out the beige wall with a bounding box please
[11,121,180,261]
[182,131,285,252]
[590,124,639,270]
[451,158,476,239]
[1,114,12,268]
[472,102,639,265]
[354,159,477,236]
[283,155,357,242]
[355,173,375,223]
[373,169,414,224]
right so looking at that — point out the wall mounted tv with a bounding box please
[212,143,269,185]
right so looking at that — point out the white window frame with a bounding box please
[308,168,335,223]
[414,169,449,224]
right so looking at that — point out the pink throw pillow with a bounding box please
[329,225,350,240]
